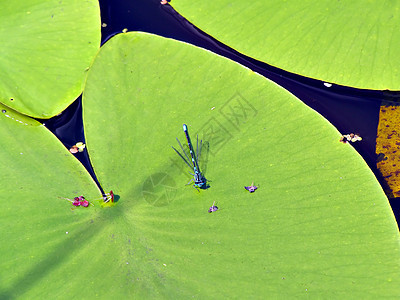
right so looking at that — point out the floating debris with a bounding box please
[60,191,115,209]
[208,201,218,213]
[245,182,258,193]
[324,82,333,87]
[60,195,92,208]
[69,142,86,153]
[69,146,78,153]
[340,133,362,144]
[161,0,168,4]
[76,142,85,151]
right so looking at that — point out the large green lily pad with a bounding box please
[172,0,400,90]
[0,0,100,118]
[80,32,399,297]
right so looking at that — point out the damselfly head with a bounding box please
[195,182,204,188]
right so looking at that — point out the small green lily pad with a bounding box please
[0,0,101,118]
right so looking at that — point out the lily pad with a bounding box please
[0,0,101,118]
[0,103,102,298]
[171,0,400,90]
[79,32,399,297]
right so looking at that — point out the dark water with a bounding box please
[42,0,400,225]
[39,97,104,194]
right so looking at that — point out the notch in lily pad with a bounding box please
[103,190,114,203]
[100,190,116,207]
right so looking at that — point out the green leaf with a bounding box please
[0,0,101,118]
[82,33,400,297]
[172,0,400,90]
[0,103,102,298]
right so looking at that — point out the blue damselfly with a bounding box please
[172,124,208,190]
